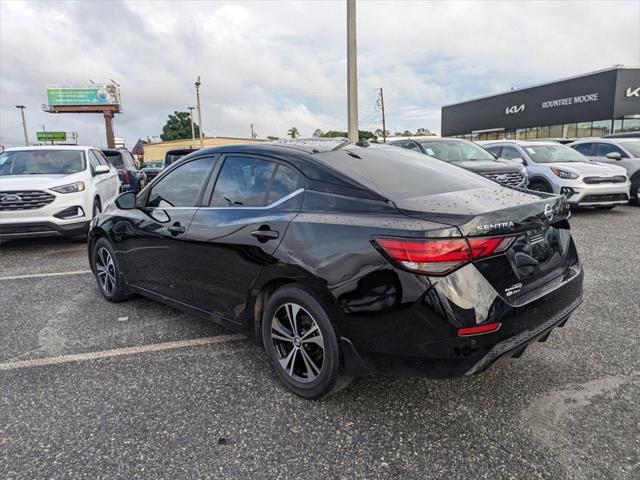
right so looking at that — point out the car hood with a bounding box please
[450,160,523,174]
[549,161,626,175]
[0,173,85,191]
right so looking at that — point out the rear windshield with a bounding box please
[0,150,86,175]
[103,151,125,168]
[314,146,494,200]
[619,140,640,157]
[523,145,586,163]
[419,140,495,162]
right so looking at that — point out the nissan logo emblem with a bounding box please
[544,204,554,221]
[0,194,22,204]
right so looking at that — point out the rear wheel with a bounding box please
[262,285,347,399]
[92,237,130,302]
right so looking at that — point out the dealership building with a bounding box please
[441,67,640,141]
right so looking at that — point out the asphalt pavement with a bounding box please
[1,205,639,479]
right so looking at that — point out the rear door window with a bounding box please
[267,164,304,204]
[210,156,277,207]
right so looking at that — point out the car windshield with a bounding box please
[0,150,86,175]
[523,145,586,163]
[619,140,640,157]
[419,140,495,162]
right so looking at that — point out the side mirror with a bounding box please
[606,152,622,160]
[510,157,526,165]
[115,191,136,210]
[94,165,110,175]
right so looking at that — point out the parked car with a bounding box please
[89,143,583,398]
[142,160,163,183]
[568,138,640,205]
[162,147,199,169]
[101,148,147,193]
[0,146,120,240]
[604,131,640,139]
[389,137,528,189]
[483,140,630,209]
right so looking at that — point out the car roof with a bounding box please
[483,140,562,147]
[3,145,93,152]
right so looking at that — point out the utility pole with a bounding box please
[251,123,256,139]
[195,76,204,148]
[378,87,386,144]
[347,0,358,143]
[188,106,196,147]
[103,111,115,148]
[15,105,29,146]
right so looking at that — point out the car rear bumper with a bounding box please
[338,261,584,378]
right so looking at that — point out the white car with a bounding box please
[482,141,630,209]
[0,146,120,240]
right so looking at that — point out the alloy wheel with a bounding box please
[95,247,116,295]
[271,303,325,383]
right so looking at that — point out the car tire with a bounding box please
[93,198,102,218]
[92,237,130,303]
[262,284,347,399]
[529,181,552,193]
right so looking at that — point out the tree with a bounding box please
[312,129,323,138]
[267,136,279,141]
[415,128,435,136]
[160,111,202,141]
[375,128,390,138]
[288,127,300,138]
[402,130,413,137]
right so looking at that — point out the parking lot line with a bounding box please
[0,334,245,371]
[0,270,93,281]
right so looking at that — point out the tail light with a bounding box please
[118,168,131,184]
[373,235,514,276]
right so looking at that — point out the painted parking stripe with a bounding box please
[0,334,245,371]
[0,270,92,281]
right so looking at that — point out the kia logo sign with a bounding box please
[626,87,640,98]
[505,104,525,115]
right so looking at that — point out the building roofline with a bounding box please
[442,66,634,108]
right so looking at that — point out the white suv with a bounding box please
[0,146,120,240]
[482,141,630,209]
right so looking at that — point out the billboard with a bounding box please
[36,131,67,141]
[46,84,121,107]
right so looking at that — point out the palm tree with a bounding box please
[288,127,300,139]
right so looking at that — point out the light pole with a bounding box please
[15,105,29,146]
[188,106,196,147]
[347,0,359,143]
[195,76,204,148]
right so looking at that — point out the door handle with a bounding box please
[251,228,279,242]
[168,223,186,235]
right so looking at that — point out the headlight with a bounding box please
[50,181,85,194]
[550,167,578,180]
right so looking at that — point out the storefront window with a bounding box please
[622,118,640,132]
[486,131,499,140]
[613,120,623,133]
[537,126,550,139]
[565,123,577,137]
[516,129,526,140]
[525,127,538,139]
[549,124,563,138]
[591,120,612,137]
[576,122,592,137]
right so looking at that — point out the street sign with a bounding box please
[36,131,67,141]
[46,84,121,107]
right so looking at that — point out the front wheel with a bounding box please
[529,181,552,193]
[92,237,130,302]
[262,285,347,399]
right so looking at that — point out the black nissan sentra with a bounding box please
[88,142,583,398]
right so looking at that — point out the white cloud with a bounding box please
[1,0,638,147]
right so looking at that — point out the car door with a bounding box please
[185,154,305,323]
[95,150,120,201]
[115,155,216,305]
[87,150,112,204]
[589,142,627,165]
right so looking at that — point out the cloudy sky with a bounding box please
[1,0,639,148]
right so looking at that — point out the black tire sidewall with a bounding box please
[92,237,126,302]
[530,182,551,193]
[93,198,101,218]
[262,285,341,399]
